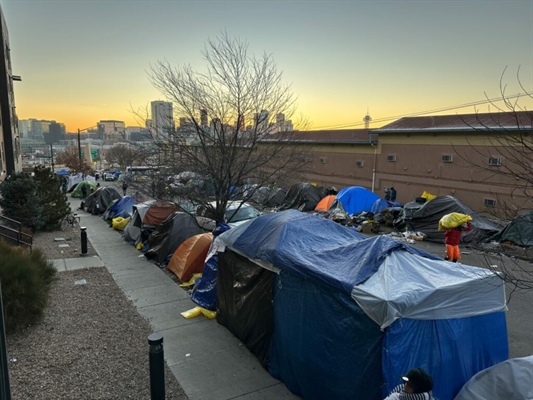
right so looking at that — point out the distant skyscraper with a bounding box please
[151,101,174,138]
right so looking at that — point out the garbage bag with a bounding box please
[438,212,472,231]
[112,216,130,231]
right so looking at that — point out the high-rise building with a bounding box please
[151,101,174,138]
[0,5,22,177]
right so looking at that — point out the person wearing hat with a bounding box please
[384,368,435,400]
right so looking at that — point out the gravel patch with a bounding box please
[6,263,187,399]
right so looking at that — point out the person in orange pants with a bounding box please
[444,222,472,262]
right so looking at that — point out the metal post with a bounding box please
[77,128,82,173]
[0,284,12,400]
[49,144,54,173]
[148,333,165,400]
[80,227,87,255]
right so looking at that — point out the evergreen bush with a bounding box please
[0,239,57,334]
[33,166,71,230]
[0,173,43,231]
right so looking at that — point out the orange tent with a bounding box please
[315,195,336,212]
[167,232,213,282]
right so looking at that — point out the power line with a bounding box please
[311,92,533,130]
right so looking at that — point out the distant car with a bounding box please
[198,200,262,227]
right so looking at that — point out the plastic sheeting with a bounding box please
[268,271,383,400]
[279,182,323,211]
[216,250,274,367]
[383,314,508,400]
[144,212,206,265]
[409,195,502,244]
[351,251,506,329]
[102,195,135,222]
[335,186,381,215]
[217,210,438,296]
[487,210,533,247]
[454,356,533,400]
[84,187,121,215]
[190,223,231,310]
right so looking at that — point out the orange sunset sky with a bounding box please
[2,0,532,133]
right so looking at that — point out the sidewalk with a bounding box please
[56,197,298,400]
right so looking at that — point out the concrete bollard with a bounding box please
[148,333,165,400]
[80,227,87,255]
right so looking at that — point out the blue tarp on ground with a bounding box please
[216,210,508,400]
[335,186,381,215]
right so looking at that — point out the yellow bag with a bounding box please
[438,212,472,231]
[112,216,130,231]
[421,191,437,201]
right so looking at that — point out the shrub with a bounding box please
[0,173,43,231]
[0,239,57,334]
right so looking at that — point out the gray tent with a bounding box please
[84,187,121,215]
[454,356,533,400]
[409,195,502,244]
[487,211,533,247]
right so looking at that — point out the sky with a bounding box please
[2,0,532,133]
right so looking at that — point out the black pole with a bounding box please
[80,227,87,255]
[0,284,12,400]
[50,144,54,173]
[77,128,82,173]
[148,333,165,400]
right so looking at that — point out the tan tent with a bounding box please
[167,233,213,282]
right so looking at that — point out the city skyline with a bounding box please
[2,0,532,133]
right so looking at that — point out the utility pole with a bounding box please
[77,128,82,173]
[49,144,54,172]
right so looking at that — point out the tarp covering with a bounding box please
[351,251,506,329]
[279,182,323,211]
[190,223,231,310]
[335,186,381,215]
[84,187,121,215]
[123,200,156,244]
[217,250,275,367]
[409,195,502,244]
[264,188,287,207]
[268,270,383,400]
[142,200,181,226]
[55,168,70,175]
[217,210,437,295]
[487,210,533,247]
[216,209,509,400]
[144,212,207,265]
[454,355,533,400]
[167,232,213,282]
[103,195,135,222]
[383,313,508,400]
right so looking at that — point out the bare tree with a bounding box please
[146,32,309,222]
[54,146,93,176]
[456,68,533,292]
[105,144,146,171]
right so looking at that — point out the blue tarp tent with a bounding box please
[335,186,381,215]
[216,210,508,400]
[55,168,70,175]
[102,195,135,222]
